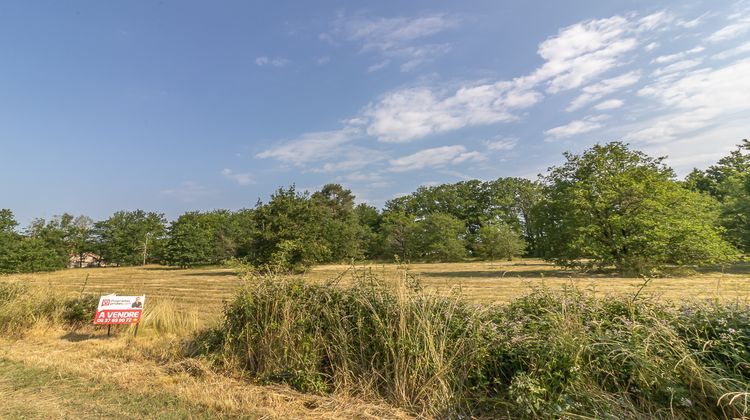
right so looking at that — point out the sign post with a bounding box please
[93,294,145,336]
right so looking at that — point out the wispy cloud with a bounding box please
[707,16,750,42]
[545,115,608,140]
[221,169,254,185]
[594,98,624,110]
[651,58,703,77]
[367,59,390,73]
[631,58,750,143]
[484,137,518,151]
[255,56,290,67]
[160,182,215,202]
[712,40,750,60]
[651,46,705,64]
[257,127,359,165]
[324,13,460,72]
[389,145,485,172]
[566,71,641,111]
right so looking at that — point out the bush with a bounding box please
[61,294,99,326]
[193,267,750,419]
[194,266,485,416]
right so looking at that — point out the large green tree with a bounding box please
[94,210,166,266]
[164,212,215,268]
[384,178,543,256]
[250,186,331,270]
[475,223,526,261]
[414,213,466,262]
[686,140,750,252]
[0,209,67,273]
[540,142,737,274]
[312,184,364,261]
[381,211,419,261]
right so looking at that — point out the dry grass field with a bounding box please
[4,259,749,317]
[1,259,749,418]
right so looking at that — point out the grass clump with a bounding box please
[0,282,61,334]
[194,266,485,417]
[134,298,200,335]
[194,266,750,419]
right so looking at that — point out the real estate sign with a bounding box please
[93,295,145,325]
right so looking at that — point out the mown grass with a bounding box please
[3,259,749,315]
[193,264,750,418]
[0,358,218,419]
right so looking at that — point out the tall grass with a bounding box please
[133,298,201,335]
[0,282,200,337]
[194,265,484,416]
[195,265,750,418]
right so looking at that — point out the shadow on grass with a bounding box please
[419,269,614,279]
[181,271,237,277]
[694,261,750,275]
[141,266,183,271]
[60,330,119,342]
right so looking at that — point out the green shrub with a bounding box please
[193,267,750,419]
[61,294,99,326]
[195,267,485,416]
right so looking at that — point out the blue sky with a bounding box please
[2,1,749,224]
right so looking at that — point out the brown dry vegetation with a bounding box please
[1,259,748,418]
[0,328,408,419]
[5,259,749,314]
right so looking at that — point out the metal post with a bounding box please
[133,322,139,337]
[107,325,111,336]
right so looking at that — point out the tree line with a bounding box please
[1,140,747,275]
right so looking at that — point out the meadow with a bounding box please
[1,260,749,418]
[6,259,750,316]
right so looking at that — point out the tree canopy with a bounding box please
[539,142,737,273]
[2,141,745,274]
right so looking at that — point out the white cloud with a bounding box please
[594,98,624,110]
[367,60,390,73]
[631,58,750,143]
[637,11,674,31]
[342,14,459,51]
[355,11,686,142]
[520,16,638,94]
[255,56,290,67]
[316,56,331,65]
[566,70,640,111]
[312,147,388,173]
[712,40,750,60]
[484,137,518,151]
[707,17,750,42]
[398,44,453,72]
[160,182,215,203]
[257,127,359,165]
[645,42,659,51]
[651,58,703,77]
[221,169,254,185]
[328,13,459,72]
[676,14,706,29]
[364,82,541,142]
[388,145,485,172]
[545,115,608,140]
[339,171,386,183]
[651,46,705,64]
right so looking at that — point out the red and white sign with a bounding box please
[93,295,145,325]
